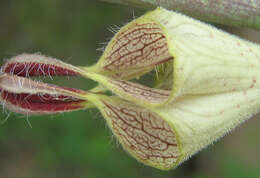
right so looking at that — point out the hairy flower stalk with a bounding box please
[2,7,260,170]
[101,0,260,30]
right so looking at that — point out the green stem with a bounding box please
[101,0,260,30]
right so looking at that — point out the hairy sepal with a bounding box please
[0,74,90,115]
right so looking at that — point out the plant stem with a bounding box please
[101,0,260,30]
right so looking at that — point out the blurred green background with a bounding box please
[1,1,260,178]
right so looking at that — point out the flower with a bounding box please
[1,7,260,170]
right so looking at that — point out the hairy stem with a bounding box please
[101,0,260,30]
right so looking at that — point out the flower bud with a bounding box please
[3,7,260,171]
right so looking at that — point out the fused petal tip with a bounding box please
[2,53,82,77]
[0,74,88,115]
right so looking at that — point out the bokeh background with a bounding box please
[1,1,260,178]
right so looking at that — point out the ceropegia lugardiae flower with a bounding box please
[1,7,260,170]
